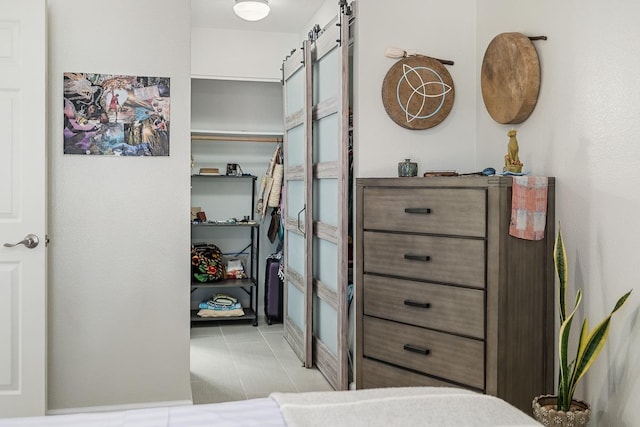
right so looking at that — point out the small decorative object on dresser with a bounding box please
[397,158,418,177]
[532,228,632,427]
[355,176,556,414]
[504,129,524,173]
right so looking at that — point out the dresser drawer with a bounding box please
[361,358,459,389]
[363,187,486,237]
[363,316,484,389]
[363,275,485,338]
[363,231,485,288]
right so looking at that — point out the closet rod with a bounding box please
[191,134,283,143]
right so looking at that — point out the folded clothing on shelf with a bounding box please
[199,294,241,311]
[197,294,245,318]
[197,308,245,318]
[199,167,220,175]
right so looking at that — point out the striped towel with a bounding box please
[509,176,548,240]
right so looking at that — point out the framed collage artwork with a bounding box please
[63,73,170,156]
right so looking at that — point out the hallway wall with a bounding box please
[47,0,192,410]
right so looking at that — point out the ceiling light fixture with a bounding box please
[233,0,270,22]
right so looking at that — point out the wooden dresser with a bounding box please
[355,176,555,413]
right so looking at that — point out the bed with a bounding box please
[0,387,541,426]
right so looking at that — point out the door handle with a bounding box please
[3,234,40,249]
[297,205,306,236]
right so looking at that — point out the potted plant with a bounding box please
[532,227,632,426]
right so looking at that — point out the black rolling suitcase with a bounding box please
[264,257,283,324]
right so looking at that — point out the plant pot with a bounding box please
[532,395,591,427]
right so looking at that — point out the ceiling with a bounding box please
[191,0,328,33]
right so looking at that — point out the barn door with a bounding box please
[282,41,313,368]
[282,3,352,390]
[307,7,351,390]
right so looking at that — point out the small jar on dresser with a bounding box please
[354,176,555,413]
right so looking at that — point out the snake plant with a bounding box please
[554,227,632,411]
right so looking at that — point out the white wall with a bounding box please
[47,0,192,411]
[353,0,640,424]
[298,0,340,42]
[191,28,297,81]
[475,1,640,424]
[354,0,477,177]
[475,2,555,175]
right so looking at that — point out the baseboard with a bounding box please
[46,399,193,416]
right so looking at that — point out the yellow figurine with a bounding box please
[504,129,523,173]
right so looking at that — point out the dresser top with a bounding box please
[356,176,555,189]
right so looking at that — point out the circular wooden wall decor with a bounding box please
[481,32,541,124]
[381,55,455,130]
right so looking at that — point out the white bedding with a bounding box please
[272,387,541,427]
[0,387,541,426]
[0,398,285,427]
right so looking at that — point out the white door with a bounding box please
[0,0,47,418]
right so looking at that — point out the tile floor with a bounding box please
[190,314,333,404]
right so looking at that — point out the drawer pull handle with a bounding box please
[404,254,431,262]
[404,299,431,309]
[403,344,430,355]
[404,208,431,214]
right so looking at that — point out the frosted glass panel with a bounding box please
[286,124,304,167]
[313,47,338,105]
[286,68,304,115]
[312,237,338,292]
[287,231,305,276]
[312,113,338,164]
[313,178,338,226]
[313,295,337,355]
[286,180,305,221]
[288,282,304,331]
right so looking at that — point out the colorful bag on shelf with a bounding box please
[191,244,225,282]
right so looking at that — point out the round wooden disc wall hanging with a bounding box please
[481,32,541,124]
[381,55,455,130]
